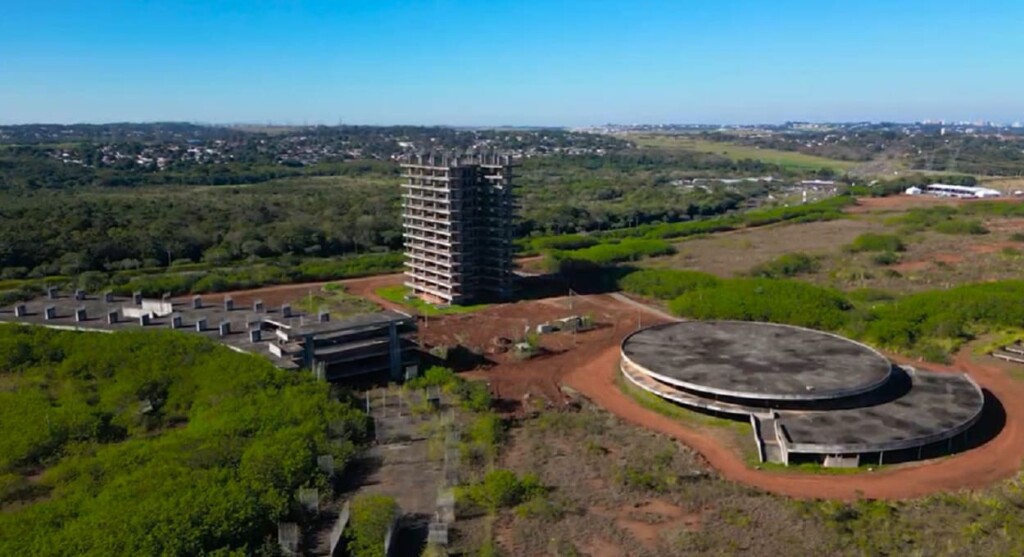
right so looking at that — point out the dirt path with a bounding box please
[562,341,1024,500]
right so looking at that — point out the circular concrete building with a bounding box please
[621,321,986,468]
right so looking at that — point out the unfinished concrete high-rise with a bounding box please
[402,153,516,305]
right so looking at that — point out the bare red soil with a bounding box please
[846,195,1019,214]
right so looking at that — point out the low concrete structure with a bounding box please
[2,291,419,381]
[621,321,985,467]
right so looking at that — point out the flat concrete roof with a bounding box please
[779,368,984,453]
[621,321,892,401]
[0,293,411,371]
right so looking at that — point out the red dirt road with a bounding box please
[562,341,1024,500]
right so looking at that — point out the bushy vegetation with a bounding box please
[668,278,852,331]
[617,268,721,299]
[375,286,490,316]
[619,266,1024,360]
[870,251,901,266]
[0,326,366,556]
[547,238,675,268]
[456,469,545,514]
[406,366,492,413]
[846,233,906,253]
[748,252,821,278]
[344,494,398,557]
[933,218,989,235]
[113,253,403,297]
[894,206,989,235]
[520,234,599,253]
[865,281,1024,353]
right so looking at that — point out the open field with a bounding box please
[634,196,1024,293]
[639,218,887,277]
[629,134,857,171]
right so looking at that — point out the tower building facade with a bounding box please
[401,153,516,305]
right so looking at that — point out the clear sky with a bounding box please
[1,0,1022,126]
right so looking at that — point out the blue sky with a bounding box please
[1,0,1022,126]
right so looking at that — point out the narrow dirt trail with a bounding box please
[562,343,1024,500]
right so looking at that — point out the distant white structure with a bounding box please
[909,183,1002,199]
[800,179,836,187]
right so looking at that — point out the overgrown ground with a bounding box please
[639,198,1024,294]
[293,282,380,317]
[485,402,1024,557]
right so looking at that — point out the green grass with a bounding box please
[631,134,857,171]
[375,286,490,316]
[293,282,379,317]
[616,371,740,430]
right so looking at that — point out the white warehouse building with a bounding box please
[906,183,1002,198]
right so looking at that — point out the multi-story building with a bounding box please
[401,153,516,304]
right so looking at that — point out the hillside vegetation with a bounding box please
[619,268,1024,361]
[0,326,365,556]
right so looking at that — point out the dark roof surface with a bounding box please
[622,321,892,400]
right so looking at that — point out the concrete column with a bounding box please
[196,317,207,332]
[388,321,401,381]
[224,298,234,311]
[192,295,202,309]
[281,304,292,318]
[75,307,87,322]
[170,314,183,329]
[218,321,231,337]
[107,311,119,324]
[253,300,264,313]
[302,333,315,368]
[46,287,58,300]
[249,329,262,343]
[318,310,330,323]
[14,304,27,317]
[103,291,114,303]
[132,291,143,305]
[44,306,56,320]
[74,289,85,301]
[139,314,150,326]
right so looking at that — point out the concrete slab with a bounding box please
[622,321,892,401]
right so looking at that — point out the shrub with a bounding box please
[346,494,398,557]
[748,253,820,278]
[871,251,901,266]
[847,233,906,253]
[551,238,675,267]
[865,281,1024,352]
[617,268,720,300]
[458,470,544,513]
[668,278,852,331]
[527,234,600,252]
[933,219,989,235]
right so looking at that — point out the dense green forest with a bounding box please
[0,150,792,281]
[0,326,365,556]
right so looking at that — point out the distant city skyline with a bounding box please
[2,1,1023,126]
